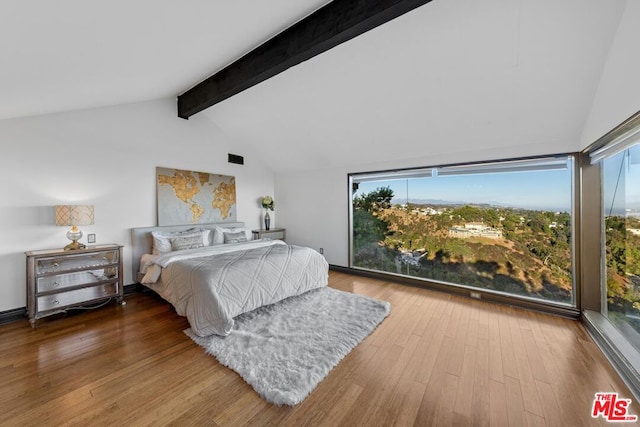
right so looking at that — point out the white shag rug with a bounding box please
[185,287,391,406]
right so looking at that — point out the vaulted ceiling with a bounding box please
[0,0,627,172]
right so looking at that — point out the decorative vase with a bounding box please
[264,211,271,231]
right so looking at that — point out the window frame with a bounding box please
[348,153,580,318]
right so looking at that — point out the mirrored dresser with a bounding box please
[25,244,124,327]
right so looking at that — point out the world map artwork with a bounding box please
[156,167,237,225]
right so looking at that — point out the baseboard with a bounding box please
[124,282,143,295]
[0,307,27,325]
[0,283,141,326]
[329,264,351,274]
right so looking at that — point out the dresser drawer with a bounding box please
[37,268,118,293]
[37,282,118,312]
[36,249,119,274]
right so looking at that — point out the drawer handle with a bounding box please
[52,299,60,306]
[51,281,60,288]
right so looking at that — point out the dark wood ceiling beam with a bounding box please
[177,0,434,119]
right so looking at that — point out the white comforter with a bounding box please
[140,240,329,337]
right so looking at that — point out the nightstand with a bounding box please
[25,244,124,327]
[252,228,286,241]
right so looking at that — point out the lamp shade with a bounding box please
[55,205,95,226]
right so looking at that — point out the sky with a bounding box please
[355,147,640,214]
[354,160,574,212]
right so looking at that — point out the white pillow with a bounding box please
[151,228,210,254]
[213,226,252,244]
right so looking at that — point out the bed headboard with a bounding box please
[130,222,246,282]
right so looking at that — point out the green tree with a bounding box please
[353,210,386,252]
[352,187,395,266]
[451,205,484,222]
[483,209,500,228]
[502,218,517,232]
[353,187,393,213]
[528,213,549,233]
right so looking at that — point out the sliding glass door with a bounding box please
[350,155,575,306]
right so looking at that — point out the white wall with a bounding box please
[581,0,640,146]
[0,98,274,312]
[275,169,350,266]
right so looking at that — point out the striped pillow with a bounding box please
[170,234,206,251]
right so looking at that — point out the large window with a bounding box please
[601,142,640,350]
[581,113,640,397]
[350,156,575,306]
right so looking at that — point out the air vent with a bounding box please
[228,153,244,165]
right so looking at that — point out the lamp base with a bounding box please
[64,226,85,250]
[64,240,86,251]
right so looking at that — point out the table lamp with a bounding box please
[55,205,94,250]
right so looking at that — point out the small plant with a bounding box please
[261,196,275,211]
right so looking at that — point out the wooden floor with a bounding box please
[1,271,637,426]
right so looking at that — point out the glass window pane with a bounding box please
[603,144,640,351]
[351,156,574,305]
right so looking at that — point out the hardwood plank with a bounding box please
[0,271,637,426]
[446,302,471,376]
[498,306,519,380]
[317,383,363,426]
[409,296,450,386]
[352,334,423,425]
[489,379,509,427]
[338,343,406,425]
[534,379,564,427]
[487,307,505,383]
[430,372,460,425]
[452,343,478,422]
[508,311,544,417]
[414,335,455,425]
[504,375,526,426]
[389,380,427,426]
[472,332,491,424]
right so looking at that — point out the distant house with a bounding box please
[411,207,441,216]
[448,222,503,240]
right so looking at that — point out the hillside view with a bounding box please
[354,187,640,330]
[605,215,640,336]
[353,187,573,303]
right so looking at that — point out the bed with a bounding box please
[131,223,329,337]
